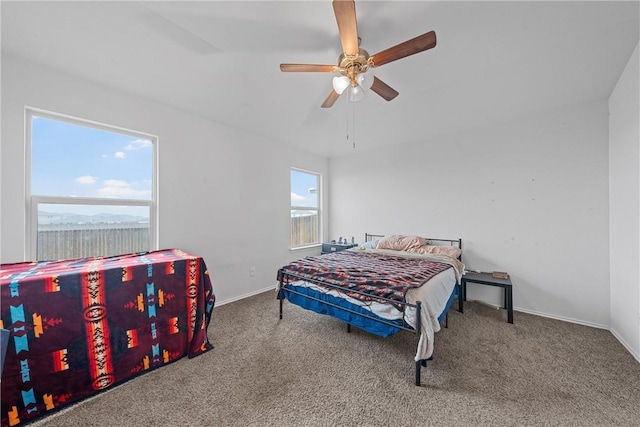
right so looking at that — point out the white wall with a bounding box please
[1,53,328,304]
[329,100,610,327]
[609,42,640,361]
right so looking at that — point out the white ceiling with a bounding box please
[2,1,639,158]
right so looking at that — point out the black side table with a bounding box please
[460,271,513,324]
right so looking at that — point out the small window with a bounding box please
[290,168,321,248]
[27,109,157,260]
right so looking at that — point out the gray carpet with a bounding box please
[32,290,640,426]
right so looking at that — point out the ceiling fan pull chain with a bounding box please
[351,102,356,149]
[345,105,350,144]
[344,95,356,148]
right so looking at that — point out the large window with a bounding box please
[27,109,157,260]
[290,168,321,248]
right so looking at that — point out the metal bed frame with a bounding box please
[277,233,462,386]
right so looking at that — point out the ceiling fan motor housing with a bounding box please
[338,48,370,86]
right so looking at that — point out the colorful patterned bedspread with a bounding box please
[277,250,451,309]
[0,249,215,427]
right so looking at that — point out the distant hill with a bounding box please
[38,211,147,225]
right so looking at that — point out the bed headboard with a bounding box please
[364,233,463,260]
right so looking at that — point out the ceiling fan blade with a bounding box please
[321,90,341,108]
[280,64,338,73]
[369,31,437,68]
[332,0,359,56]
[370,77,399,101]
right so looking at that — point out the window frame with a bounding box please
[25,107,159,260]
[290,167,322,250]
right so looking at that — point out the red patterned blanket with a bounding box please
[278,250,451,309]
[1,249,215,427]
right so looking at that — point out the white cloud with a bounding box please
[104,179,129,187]
[101,154,108,158]
[114,151,126,158]
[291,192,306,202]
[125,139,152,151]
[75,175,97,185]
[98,179,150,198]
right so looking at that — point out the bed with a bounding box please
[277,233,463,386]
[0,249,215,427]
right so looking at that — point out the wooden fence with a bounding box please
[291,214,319,247]
[37,223,149,260]
[37,215,318,260]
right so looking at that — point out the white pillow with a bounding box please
[359,240,379,249]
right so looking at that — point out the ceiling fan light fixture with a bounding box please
[356,73,373,90]
[332,76,350,95]
[348,85,365,102]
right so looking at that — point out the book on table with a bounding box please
[492,271,509,279]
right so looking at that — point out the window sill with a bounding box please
[290,244,321,252]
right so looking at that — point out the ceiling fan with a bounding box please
[280,0,437,108]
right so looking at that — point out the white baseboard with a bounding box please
[215,285,275,307]
[513,306,639,363]
[513,306,609,330]
[609,327,640,363]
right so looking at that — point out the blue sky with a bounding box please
[32,115,317,218]
[32,115,153,216]
[290,169,318,209]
